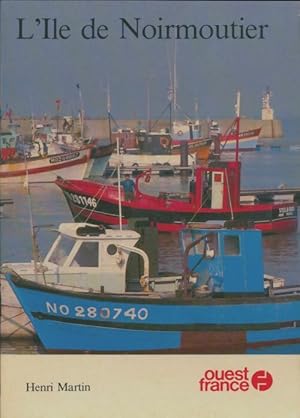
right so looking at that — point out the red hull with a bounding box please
[55,176,298,235]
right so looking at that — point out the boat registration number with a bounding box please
[50,152,79,164]
[278,206,296,217]
[65,191,97,208]
[46,302,149,321]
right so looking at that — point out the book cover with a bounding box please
[1,1,299,417]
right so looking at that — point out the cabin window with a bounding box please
[193,232,206,254]
[205,233,218,256]
[182,231,218,256]
[181,231,194,252]
[224,235,240,256]
[71,242,99,267]
[48,236,75,266]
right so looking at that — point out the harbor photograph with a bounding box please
[1,2,300,354]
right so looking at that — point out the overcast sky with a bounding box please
[1,1,300,120]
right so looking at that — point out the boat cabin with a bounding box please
[0,131,17,160]
[136,131,172,154]
[0,124,22,160]
[181,225,264,295]
[190,160,241,210]
[40,223,147,293]
[5,224,147,293]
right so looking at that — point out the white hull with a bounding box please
[221,137,259,151]
[0,147,97,184]
[109,152,196,168]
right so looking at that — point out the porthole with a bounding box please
[107,244,117,255]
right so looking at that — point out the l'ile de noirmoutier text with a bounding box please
[17,17,269,40]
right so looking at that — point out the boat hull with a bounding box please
[108,152,196,167]
[55,179,298,234]
[0,145,112,184]
[6,273,300,353]
[1,277,34,338]
[220,128,261,151]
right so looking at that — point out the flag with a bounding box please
[55,99,61,111]
[5,107,13,123]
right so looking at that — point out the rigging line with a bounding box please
[72,183,108,222]
[1,310,28,322]
[150,102,172,131]
[224,168,234,220]
[174,103,193,122]
[188,181,209,223]
[83,186,108,223]
[5,319,35,338]
[188,195,208,224]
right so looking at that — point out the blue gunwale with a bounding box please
[31,311,300,332]
[10,273,300,306]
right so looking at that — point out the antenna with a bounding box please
[24,113,39,281]
[147,81,150,132]
[116,135,123,231]
[106,81,122,230]
[235,90,241,162]
[106,81,112,143]
[76,83,84,139]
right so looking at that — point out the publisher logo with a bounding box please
[251,370,273,391]
[198,368,273,392]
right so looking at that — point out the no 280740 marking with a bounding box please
[46,302,149,321]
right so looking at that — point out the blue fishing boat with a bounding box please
[4,223,300,353]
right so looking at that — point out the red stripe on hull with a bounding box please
[254,218,298,234]
[0,156,89,178]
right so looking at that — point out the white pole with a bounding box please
[116,135,123,231]
[235,90,241,117]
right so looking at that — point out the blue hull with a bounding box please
[6,273,300,353]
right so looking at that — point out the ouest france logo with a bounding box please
[198,368,273,392]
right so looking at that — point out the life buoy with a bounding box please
[177,130,183,136]
[160,136,171,148]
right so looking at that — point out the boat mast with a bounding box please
[107,81,112,144]
[167,41,177,133]
[234,90,241,162]
[107,84,122,230]
[55,99,60,141]
[76,83,84,139]
[25,114,39,281]
[116,135,123,231]
[147,76,151,132]
[173,40,177,126]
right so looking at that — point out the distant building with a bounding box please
[261,87,274,120]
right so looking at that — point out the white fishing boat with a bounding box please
[0,124,113,184]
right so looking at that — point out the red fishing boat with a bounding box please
[55,110,297,234]
[55,157,297,234]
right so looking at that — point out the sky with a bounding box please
[1,1,300,121]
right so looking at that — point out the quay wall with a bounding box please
[0,118,283,140]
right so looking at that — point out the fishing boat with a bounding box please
[171,92,261,152]
[4,222,300,353]
[171,119,261,151]
[1,221,160,338]
[109,129,212,168]
[55,156,298,233]
[0,124,114,183]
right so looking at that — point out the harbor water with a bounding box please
[1,118,300,354]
